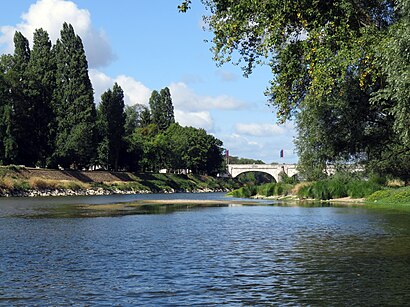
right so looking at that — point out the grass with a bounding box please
[228,182,293,198]
[366,186,410,205]
[297,177,381,200]
[0,169,239,195]
[228,173,386,201]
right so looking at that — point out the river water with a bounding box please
[1,193,410,305]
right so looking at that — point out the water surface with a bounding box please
[1,193,409,305]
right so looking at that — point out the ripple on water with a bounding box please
[1,204,410,305]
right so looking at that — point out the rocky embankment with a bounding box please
[0,167,235,197]
[1,187,230,197]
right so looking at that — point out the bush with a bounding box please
[310,181,331,200]
[347,180,381,198]
[230,185,257,198]
[367,186,410,204]
[62,181,87,191]
[296,174,382,200]
[0,178,15,189]
[327,178,348,199]
[28,177,59,189]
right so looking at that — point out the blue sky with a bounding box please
[0,0,297,163]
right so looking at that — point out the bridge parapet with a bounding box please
[227,164,298,182]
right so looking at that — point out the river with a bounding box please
[1,192,410,305]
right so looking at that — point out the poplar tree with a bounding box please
[53,23,96,169]
[9,32,32,165]
[148,90,161,130]
[159,87,175,130]
[139,106,152,128]
[96,83,126,171]
[27,29,56,167]
[0,73,8,164]
[0,55,14,164]
[149,87,175,131]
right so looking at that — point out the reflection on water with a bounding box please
[1,193,410,305]
[0,192,262,218]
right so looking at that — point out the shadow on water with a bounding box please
[25,203,233,219]
[5,197,365,219]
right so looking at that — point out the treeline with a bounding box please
[0,23,224,174]
[227,156,265,165]
[190,0,410,182]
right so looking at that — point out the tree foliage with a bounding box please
[0,23,225,175]
[97,83,126,170]
[149,87,175,131]
[183,0,409,180]
[27,29,56,167]
[53,23,96,168]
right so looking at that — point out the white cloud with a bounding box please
[115,75,152,106]
[89,71,219,130]
[89,69,151,106]
[0,0,115,68]
[222,133,264,158]
[221,133,297,163]
[235,123,294,137]
[169,82,245,111]
[175,110,213,130]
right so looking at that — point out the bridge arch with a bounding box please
[227,164,298,183]
[233,169,280,183]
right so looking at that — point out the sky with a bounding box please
[0,0,297,163]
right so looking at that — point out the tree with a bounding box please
[159,87,175,130]
[149,87,175,131]
[7,32,33,165]
[182,0,410,180]
[26,28,56,167]
[0,55,16,165]
[161,123,224,175]
[53,23,96,169]
[96,83,126,171]
[124,104,145,135]
[139,106,152,128]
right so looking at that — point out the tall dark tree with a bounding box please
[26,28,56,167]
[0,55,14,164]
[7,32,33,165]
[159,87,175,130]
[148,90,161,130]
[139,106,152,128]
[96,83,126,171]
[149,87,175,131]
[0,73,8,164]
[53,23,96,169]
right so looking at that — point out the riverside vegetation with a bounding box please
[0,165,240,197]
[229,172,410,206]
[0,24,225,176]
[181,0,410,183]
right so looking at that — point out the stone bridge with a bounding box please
[227,164,298,183]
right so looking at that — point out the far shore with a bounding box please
[251,194,366,204]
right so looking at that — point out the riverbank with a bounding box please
[231,180,410,207]
[0,166,239,197]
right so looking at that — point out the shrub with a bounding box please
[230,185,257,198]
[62,181,87,191]
[28,177,59,189]
[367,186,410,204]
[386,179,405,188]
[12,180,30,190]
[347,180,381,198]
[0,178,15,189]
[311,181,331,200]
[294,182,313,198]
